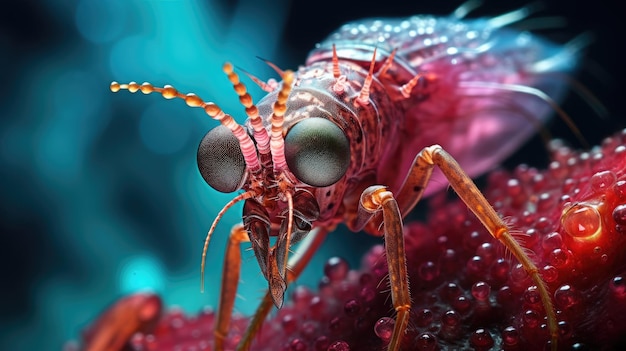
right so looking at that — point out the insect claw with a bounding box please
[268,249,287,308]
[269,278,286,308]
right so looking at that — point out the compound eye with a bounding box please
[284,117,350,187]
[197,125,246,193]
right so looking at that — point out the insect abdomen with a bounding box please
[309,14,578,195]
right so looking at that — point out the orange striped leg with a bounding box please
[214,225,249,351]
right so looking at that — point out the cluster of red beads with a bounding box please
[385,128,626,349]
[79,130,626,350]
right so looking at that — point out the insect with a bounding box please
[110,2,585,350]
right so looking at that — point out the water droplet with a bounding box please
[558,320,573,338]
[443,283,462,300]
[472,282,491,301]
[613,180,626,199]
[289,338,307,351]
[491,258,510,282]
[419,261,439,281]
[502,326,520,346]
[292,286,313,305]
[414,333,437,351]
[477,242,496,263]
[359,286,375,302]
[511,263,529,282]
[441,310,460,327]
[591,170,617,190]
[415,308,433,327]
[314,335,329,351]
[324,257,349,281]
[344,299,361,317]
[282,313,298,334]
[470,328,494,348]
[524,286,541,305]
[555,285,580,309]
[613,204,626,226]
[541,265,558,283]
[467,255,485,276]
[562,203,601,239]
[453,295,472,313]
[506,178,522,196]
[374,317,394,342]
[523,309,540,328]
[542,232,563,251]
[550,248,570,268]
[610,276,626,299]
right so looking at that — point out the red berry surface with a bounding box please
[74,130,626,350]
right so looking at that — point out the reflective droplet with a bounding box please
[289,338,307,351]
[542,232,563,252]
[491,258,510,282]
[442,310,460,327]
[502,326,519,345]
[472,282,491,301]
[610,276,626,299]
[419,261,440,281]
[591,170,617,191]
[554,285,580,309]
[282,314,298,334]
[613,204,626,226]
[524,286,541,305]
[374,317,394,342]
[541,265,558,283]
[558,320,573,339]
[344,299,361,317]
[414,333,437,351]
[415,309,433,327]
[562,203,601,239]
[523,309,540,328]
[324,257,349,281]
[550,248,570,268]
[453,295,471,313]
[614,180,626,199]
[327,340,350,351]
[470,328,494,348]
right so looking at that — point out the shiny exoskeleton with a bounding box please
[109,3,582,350]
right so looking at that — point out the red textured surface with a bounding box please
[74,129,626,350]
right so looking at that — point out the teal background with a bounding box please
[0,1,622,350]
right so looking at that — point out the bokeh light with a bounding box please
[0,0,623,350]
[118,254,165,294]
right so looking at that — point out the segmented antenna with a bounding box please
[377,48,398,77]
[356,48,377,105]
[332,44,340,78]
[200,190,256,292]
[223,63,272,158]
[269,70,295,171]
[331,44,349,94]
[400,72,437,99]
[110,81,261,171]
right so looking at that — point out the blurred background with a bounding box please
[0,0,623,350]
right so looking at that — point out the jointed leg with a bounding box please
[359,186,410,351]
[235,228,329,351]
[358,144,557,351]
[214,225,250,350]
[416,145,556,349]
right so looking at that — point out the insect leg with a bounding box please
[404,145,558,350]
[214,224,250,351]
[236,228,329,351]
[358,186,409,351]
